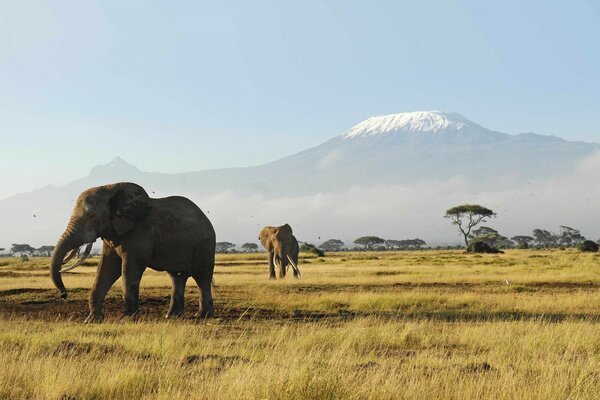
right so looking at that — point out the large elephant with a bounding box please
[50,182,216,322]
[258,224,300,279]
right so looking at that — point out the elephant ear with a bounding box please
[258,227,272,249]
[108,183,151,237]
[279,223,293,235]
[276,224,293,242]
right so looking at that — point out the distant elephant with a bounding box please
[50,182,216,322]
[258,224,300,279]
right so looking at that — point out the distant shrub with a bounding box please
[467,241,503,254]
[577,240,599,253]
[300,243,325,257]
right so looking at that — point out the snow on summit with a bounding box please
[343,111,475,138]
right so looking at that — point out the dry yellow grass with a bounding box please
[1,249,600,399]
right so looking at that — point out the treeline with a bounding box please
[469,225,591,249]
[5,225,594,258]
[0,244,56,258]
[214,237,427,254]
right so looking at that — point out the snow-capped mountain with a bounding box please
[0,111,598,246]
[259,111,597,192]
[344,111,476,137]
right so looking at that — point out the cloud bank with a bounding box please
[176,151,600,247]
[2,152,600,249]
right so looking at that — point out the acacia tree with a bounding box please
[532,229,558,248]
[405,239,427,249]
[353,236,385,251]
[241,242,258,252]
[385,239,427,250]
[470,226,512,248]
[36,245,55,257]
[215,242,236,253]
[445,204,496,248]
[558,226,585,247]
[511,235,534,249]
[10,243,35,257]
[319,239,345,252]
[301,243,325,256]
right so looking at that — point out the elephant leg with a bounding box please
[166,272,189,318]
[277,254,287,278]
[193,277,214,318]
[192,247,215,318]
[268,251,276,280]
[121,257,146,317]
[86,245,122,323]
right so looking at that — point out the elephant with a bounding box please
[258,224,300,279]
[50,182,216,322]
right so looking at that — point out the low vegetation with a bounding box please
[1,249,600,399]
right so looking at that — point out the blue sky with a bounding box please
[1,0,599,199]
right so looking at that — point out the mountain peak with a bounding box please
[343,111,476,138]
[89,157,140,177]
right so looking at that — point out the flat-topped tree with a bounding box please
[353,236,385,251]
[241,243,258,252]
[445,204,496,248]
[511,236,534,249]
[532,229,558,248]
[215,242,236,254]
[319,239,345,252]
[558,226,585,247]
[470,226,512,249]
[37,246,55,257]
[10,243,35,257]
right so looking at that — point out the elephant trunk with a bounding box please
[50,219,86,299]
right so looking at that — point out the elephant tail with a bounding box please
[286,255,301,277]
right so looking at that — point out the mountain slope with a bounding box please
[0,111,598,246]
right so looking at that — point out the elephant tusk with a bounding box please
[62,248,78,265]
[286,255,301,277]
[60,243,93,273]
[274,256,282,272]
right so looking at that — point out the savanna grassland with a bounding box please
[1,249,600,399]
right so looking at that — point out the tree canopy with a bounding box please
[241,242,258,252]
[385,239,427,250]
[300,243,325,257]
[215,242,236,253]
[353,236,385,250]
[532,229,558,247]
[36,246,55,257]
[578,240,599,252]
[319,239,345,252]
[511,235,534,249]
[470,226,512,248]
[445,204,496,247]
[11,243,35,256]
[558,226,586,247]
